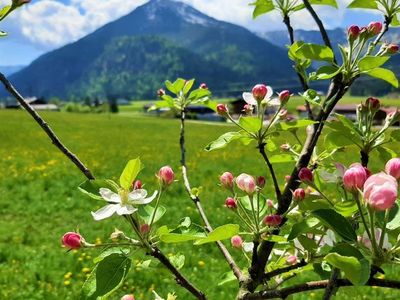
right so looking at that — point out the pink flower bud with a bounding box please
[264,214,282,226]
[158,166,174,186]
[343,164,367,192]
[225,197,237,209]
[365,97,380,111]
[256,176,266,189]
[363,172,398,211]
[280,143,291,152]
[231,235,243,249]
[386,158,400,180]
[368,22,382,36]
[252,84,268,101]
[293,188,306,201]
[62,232,83,249]
[286,255,298,265]
[121,295,135,300]
[388,44,399,54]
[220,172,234,189]
[279,90,291,104]
[140,224,150,234]
[216,104,228,115]
[386,110,400,123]
[236,173,257,194]
[200,83,208,89]
[243,104,254,115]
[266,199,274,208]
[298,168,313,183]
[284,175,291,183]
[132,180,142,190]
[157,88,165,97]
[348,25,360,40]
[278,109,288,119]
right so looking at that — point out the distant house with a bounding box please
[5,97,59,111]
[117,98,131,106]
[297,104,396,125]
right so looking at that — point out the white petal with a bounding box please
[268,98,281,107]
[265,86,273,99]
[242,242,254,253]
[99,188,120,203]
[242,92,257,105]
[116,204,137,215]
[131,190,158,205]
[91,204,117,221]
[128,189,148,201]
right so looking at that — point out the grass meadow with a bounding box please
[0,106,399,299]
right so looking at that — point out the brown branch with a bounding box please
[150,246,207,300]
[0,72,95,180]
[258,144,281,200]
[179,110,244,282]
[302,0,334,53]
[282,14,314,120]
[242,278,400,299]
[1,72,206,299]
[322,268,340,300]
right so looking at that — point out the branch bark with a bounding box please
[0,72,95,180]
[242,278,400,299]
[150,246,207,300]
[179,110,244,282]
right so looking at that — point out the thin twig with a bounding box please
[258,144,281,200]
[0,72,95,180]
[282,14,314,120]
[179,110,244,282]
[323,268,340,300]
[263,259,307,281]
[150,246,207,300]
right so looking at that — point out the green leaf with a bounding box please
[268,154,296,164]
[205,132,242,151]
[386,203,400,230]
[391,14,400,27]
[183,79,195,95]
[94,247,131,264]
[137,205,166,224]
[313,65,341,80]
[82,254,131,299]
[296,43,334,62]
[165,78,186,94]
[309,0,338,8]
[239,116,262,132]
[390,129,400,142]
[79,179,119,200]
[188,88,211,101]
[299,198,332,211]
[348,0,378,9]
[365,68,399,88]
[262,235,288,243]
[218,271,237,286]
[334,201,358,218]
[312,209,357,242]
[301,89,322,107]
[325,253,370,285]
[169,253,185,270]
[335,113,362,136]
[376,146,397,164]
[358,56,390,71]
[159,232,206,243]
[288,41,305,61]
[298,235,318,252]
[194,224,240,245]
[288,218,320,240]
[250,0,275,19]
[119,158,142,190]
[148,100,172,111]
[276,120,316,131]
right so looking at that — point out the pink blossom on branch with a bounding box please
[343,163,367,192]
[385,158,400,180]
[158,166,174,187]
[236,173,257,195]
[363,172,398,211]
[231,235,243,249]
[298,167,313,183]
[220,172,234,189]
[264,214,282,227]
[62,232,84,249]
[225,197,237,209]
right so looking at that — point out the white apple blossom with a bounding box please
[91,188,157,221]
[242,86,280,107]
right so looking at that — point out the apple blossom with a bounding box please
[348,25,360,40]
[293,188,305,201]
[363,172,398,211]
[220,172,234,189]
[264,214,282,226]
[236,173,257,194]
[225,197,237,209]
[298,167,313,183]
[158,166,174,186]
[256,176,266,189]
[286,255,298,265]
[121,295,135,300]
[368,22,382,35]
[91,188,157,221]
[279,90,291,104]
[216,104,228,115]
[62,232,84,249]
[231,235,243,249]
[343,164,367,192]
[266,199,274,208]
[385,158,400,180]
[157,89,165,97]
[199,83,208,89]
[242,84,278,107]
[132,180,142,190]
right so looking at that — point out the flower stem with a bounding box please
[149,186,163,229]
[379,209,390,249]
[354,192,373,242]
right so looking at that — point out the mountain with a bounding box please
[261,28,400,96]
[7,0,296,100]
[0,65,25,76]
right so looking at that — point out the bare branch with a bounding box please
[179,110,244,282]
[242,278,400,299]
[150,246,207,300]
[0,72,95,180]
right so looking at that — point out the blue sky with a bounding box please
[0,0,382,66]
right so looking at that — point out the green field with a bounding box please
[1,109,399,299]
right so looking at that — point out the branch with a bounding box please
[302,0,334,52]
[368,15,392,54]
[0,72,95,180]
[282,14,314,120]
[242,278,400,299]
[150,246,207,300]
[179,110,244,282]
[258,144,281,200]
[322,268,340,300]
